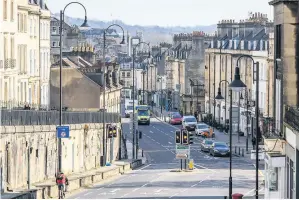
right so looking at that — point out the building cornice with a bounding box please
[18,5,30,11]
[29,9,41,16]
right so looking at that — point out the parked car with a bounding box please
[169,114,182,125]
[195,123,210,136]
[200,139,214,152]
[209,142,230,157]
[182,116,197,131]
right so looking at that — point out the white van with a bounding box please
[182,116,197,131]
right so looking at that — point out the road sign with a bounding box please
[176,144,190,159]
[57,126,70,138]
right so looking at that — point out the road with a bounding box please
[70,117,263,199]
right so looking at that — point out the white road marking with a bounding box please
[83,192,92,196]
[168,142,172,144]
[150,131,153,133]
[97,187,104,191]
[193,163,217,173]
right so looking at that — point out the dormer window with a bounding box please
[248,41,251,50]
[217,41,221,48]
[229,40,232,48]
[265,41,268,51]
[241,41,244,50]
[222,40,225,48]
[211,41,214,48]
[234,40,237,49]
[253,41,257,50]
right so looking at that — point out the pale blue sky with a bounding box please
[46,0,273,26]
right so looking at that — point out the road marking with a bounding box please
[168,142,172,144]
[193,163,216,173]
[169,176,212,198]
[97,187,104,191]
[150,131,153,133]
[83,192,92,196]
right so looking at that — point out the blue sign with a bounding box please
[57,126,70,138]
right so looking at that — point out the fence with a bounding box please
[1,110,120,126]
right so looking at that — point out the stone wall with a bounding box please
[0,123,119,191]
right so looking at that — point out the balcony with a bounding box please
[284,105,299,132]
[4,58,16,69]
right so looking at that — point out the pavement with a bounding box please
[69,114,265,199]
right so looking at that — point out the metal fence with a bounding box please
[1,110,120,126]
[285,105,299,132]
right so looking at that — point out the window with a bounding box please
[11,0,14,21]
[18,13,20,31]
[275,25,281,58]
[126,72,131,77]
[4,37,7,59]
[34,50,36,75]
[253,41,257,50]
[3,0,7,20]
[122,72,125,77]
[24,14,27,32]
[10,37,14,59]
[286,157,295,199]
[52,26,56,34]
[260,40,263,50]
[241,40,244,50]
[30,18,32,36]
[229,40,232,48]
[30,50,32,75]
[248,41,251,50]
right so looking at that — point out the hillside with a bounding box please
[53,14,216,44]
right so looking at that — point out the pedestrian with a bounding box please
[252,136,256,149]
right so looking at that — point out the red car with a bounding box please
[170,114,182,125]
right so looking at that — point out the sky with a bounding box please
[46,0,273,27]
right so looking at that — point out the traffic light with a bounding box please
[112,126,117,137]
[182,129,188,144]
[108,125,113,138]
[188,132,194,145]
[175,130,181,144]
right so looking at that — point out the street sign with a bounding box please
[57,126,70,138]
[176,144,190,159]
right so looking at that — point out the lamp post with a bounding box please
[229,55,259,199]
[102,24,125,165]
[215,80,232,199]
[59,1,89,172]
[142,69,146,104]
[132,42,150,159]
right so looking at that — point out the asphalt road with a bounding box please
[69,117,263,199]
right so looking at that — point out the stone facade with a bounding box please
[0,123,120,192]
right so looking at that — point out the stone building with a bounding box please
[205,13,273,135]
[50,56,122,113]
[263,0,299,199]
[0,0,51,108]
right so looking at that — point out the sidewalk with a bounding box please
[1,140,145,199]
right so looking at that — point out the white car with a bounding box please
[195,123,211,136]
[182,116,197,131]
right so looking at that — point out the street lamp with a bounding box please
[142,69,146,104]
[229,55,260,199]
[59,1,89,173]
[132,42,150,160]
[102,24,125,165]
[215,80,232,199]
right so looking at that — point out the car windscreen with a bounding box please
[126,106,133,110]
[185,117,196,122]
[215,143,228,148]
[138,110,149,116]
[205,140,213,145]
[172,114,181,118]
[197,124,209,129]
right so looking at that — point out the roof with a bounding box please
[28,0,49,10]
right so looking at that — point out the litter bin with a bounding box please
[232,193,243,199]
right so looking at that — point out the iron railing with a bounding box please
[1,110,119,126]
[0,101,51,111]
[284,105,299,132]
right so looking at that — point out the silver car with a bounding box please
[195,123,210,136]
[200,139,214,152]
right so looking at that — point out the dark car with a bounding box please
[200,139,214,152]
[209,142,230,157]
[170,114,182,125]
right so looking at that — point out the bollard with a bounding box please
[238,147,241,155]
[242,148,244,157]
[235,146,237,154]
[142,150,144,157]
